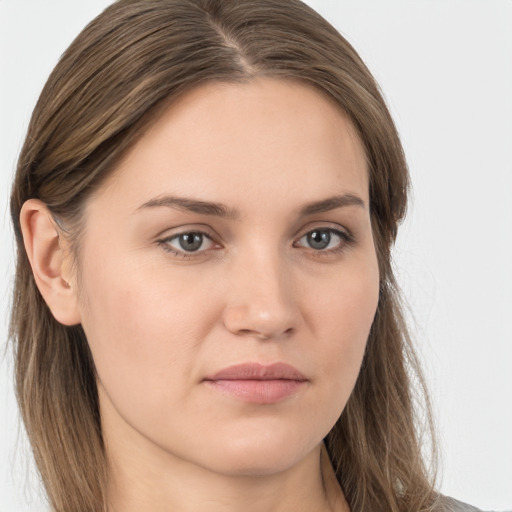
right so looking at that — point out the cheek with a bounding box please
[77,254,215,414]
[308,256,379,410]
[312,251,379,338]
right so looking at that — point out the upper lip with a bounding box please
[204,362,307,381]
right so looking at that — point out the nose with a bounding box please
[221,252,300,341]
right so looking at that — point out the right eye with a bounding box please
[159,231,217,256]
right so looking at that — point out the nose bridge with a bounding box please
[222,242,299,339]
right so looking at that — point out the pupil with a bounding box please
[308,230,330,250]
[179,233,203,251]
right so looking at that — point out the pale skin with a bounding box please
[21,78,380,512]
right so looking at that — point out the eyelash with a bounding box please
[157,229,216,259]
[157,227,355,260]
[293,228,355,257]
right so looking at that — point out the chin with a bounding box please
[191,427,320,478]
[206,451,307,478]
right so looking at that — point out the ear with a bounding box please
[20,199,82,326]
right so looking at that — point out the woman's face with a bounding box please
[75,78,379,477]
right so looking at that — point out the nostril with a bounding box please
[237,329,270,340]
[235,328,294,341]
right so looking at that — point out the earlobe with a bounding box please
[20,199,82,326]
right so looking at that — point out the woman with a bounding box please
[7,0,493,511]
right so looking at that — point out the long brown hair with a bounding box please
[10,1,437,510]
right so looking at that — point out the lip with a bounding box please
[203,363,308,404]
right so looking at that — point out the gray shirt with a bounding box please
[442,496,503,512]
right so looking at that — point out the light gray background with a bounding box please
[1,1,511,511]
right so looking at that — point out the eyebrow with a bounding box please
[137,193,366,218]
[299,194,366,216]
[137,196,240,219]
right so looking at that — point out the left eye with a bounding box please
[296,228,346,251]
[165,232,214,253]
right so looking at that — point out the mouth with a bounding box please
[203,362,308,404]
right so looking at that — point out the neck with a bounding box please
[106,436,348,512]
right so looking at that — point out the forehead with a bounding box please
[93,77,369,214]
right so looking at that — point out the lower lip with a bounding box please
[205,379,306,404]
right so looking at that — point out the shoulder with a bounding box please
[437,495,496,512]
